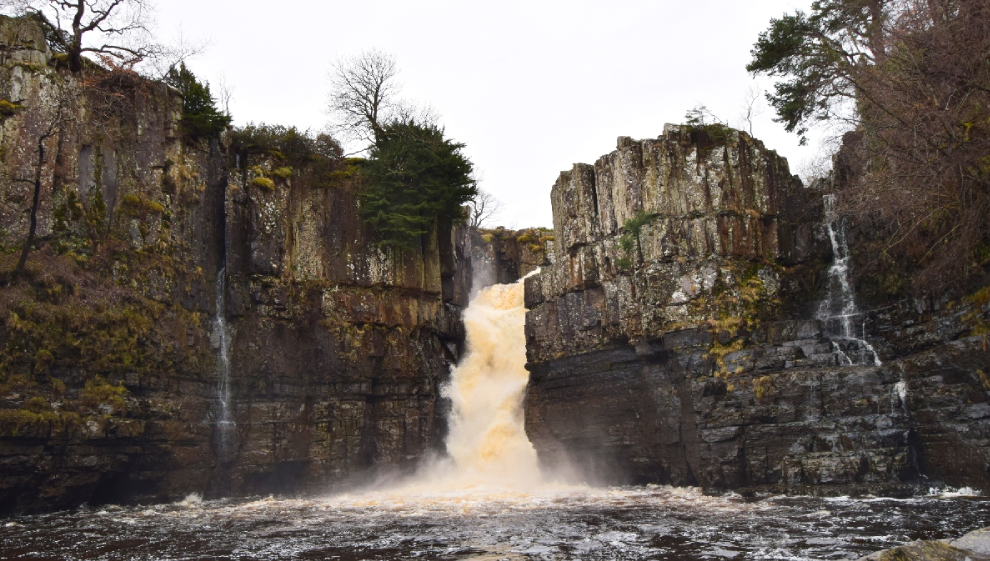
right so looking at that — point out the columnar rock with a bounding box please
[0,15,489,514]
[524,126,990,494]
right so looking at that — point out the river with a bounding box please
[3,278,986,560]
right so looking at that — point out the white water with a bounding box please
[817,194,882,366]
[213,267,236,462]
[440,276,541,488]
[353,273,551,501]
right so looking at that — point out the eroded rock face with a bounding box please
[0,16,492,514]
[526,126,825,365]
[524,128,990,494]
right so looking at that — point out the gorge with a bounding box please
[0,12,989,559]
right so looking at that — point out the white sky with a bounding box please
[156,0,820,228]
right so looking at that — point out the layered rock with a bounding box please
[524,127,990,494]
[471,227,554,286]
[0,16,487,514]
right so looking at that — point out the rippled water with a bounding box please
[3,485,987,560]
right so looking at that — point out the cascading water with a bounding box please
[359,273,546,497]
[440,275,541,488]
[817,194,882,366]
[212,267,236,463]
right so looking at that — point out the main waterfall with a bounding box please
[441,276,541,488]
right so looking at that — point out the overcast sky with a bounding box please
[156,0,819,228]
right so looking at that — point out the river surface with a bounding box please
[1,485,987,560]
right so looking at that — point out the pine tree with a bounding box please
[165,63,231,139]
[361,121,477,248]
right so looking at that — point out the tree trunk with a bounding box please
[10,133,49,283]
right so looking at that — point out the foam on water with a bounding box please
[6,486,986,560]
[438,274,541,490]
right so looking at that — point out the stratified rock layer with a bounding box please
[0,16,491,514]
[524,127,990,494]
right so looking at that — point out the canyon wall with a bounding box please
[0,16,521,514]
[524,126,990,495]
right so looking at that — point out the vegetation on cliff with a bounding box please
[0,250,210,438]
[164,63,231,139]
[361,120,477,248]
[5,0,163,73]
[749,0,990,295]
[326,50,482,247]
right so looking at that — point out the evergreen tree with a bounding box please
[361,121,476,248]
[748,0,990,294]
[165,63,231,139]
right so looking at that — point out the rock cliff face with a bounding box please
[524,126,990,494]
[0,16,496,514]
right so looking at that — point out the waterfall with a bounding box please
[440,274,542,488]
[213,267,236,462]
[817,194,882,366]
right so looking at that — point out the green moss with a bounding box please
[51,378,65,398]
[272,166,293,180]
[517,231,538,244]
[33,349,53,373]
[120,194,165,218]
[80,376,128,413]
[753,375,775,402]
[251,177,275,191]
[963,285,990,338]
[0,99,23,116]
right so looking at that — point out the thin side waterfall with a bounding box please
[817,195,882,366]
[213,267,236,462]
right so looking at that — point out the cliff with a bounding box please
[523,126,990,494]
[0,16,500,514]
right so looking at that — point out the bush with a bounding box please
[230,124,342,166]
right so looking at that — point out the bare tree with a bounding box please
[327,49,437,150]
[737,85,763,136]
[7,87,69,284]
[468,189,503,228]
[328,49,401,146]
[214,71,234,116]
[1,0,160,72]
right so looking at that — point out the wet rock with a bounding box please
[858,527,990,560]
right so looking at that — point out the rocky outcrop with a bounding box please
[524,126,990,494]
[0,16,490,514]
[471,227,554,286]
[858,526,990,560]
